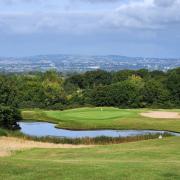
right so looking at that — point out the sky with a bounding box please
[0,0,180,58]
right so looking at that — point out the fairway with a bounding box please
[22,107,180,132]
[0,137,180,180]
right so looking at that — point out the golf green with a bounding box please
[22,107,180,132]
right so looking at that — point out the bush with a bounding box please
[46,103,65,110]
[0,128,7,136]
[0,106,22,130]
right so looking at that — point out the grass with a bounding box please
[22,107,180,132]
[0,136,180,180]
[1,107,180,179]
[10,131,173,145]
[0,128,7,136]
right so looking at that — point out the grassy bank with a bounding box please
[22,107,180,132]
[0,136,180,180]
[11,132,173,145]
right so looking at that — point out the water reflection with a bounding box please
[19,122,180,138]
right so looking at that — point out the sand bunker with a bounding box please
[141,111,180,119]
[0,137,91,157]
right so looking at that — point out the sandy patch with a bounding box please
[141,111,180,119]
[0,137,91,157]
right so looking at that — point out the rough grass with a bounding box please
[0,137,90,157]
[22,107,180,132]
[0,128,7,136]
[0,136,180,180]
[12,132,173,145]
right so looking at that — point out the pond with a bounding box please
[18,122,180,139]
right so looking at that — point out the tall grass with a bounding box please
[7,131,173,145]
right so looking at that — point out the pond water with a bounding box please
[18,122,180,139]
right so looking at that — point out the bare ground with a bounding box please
[141,111,180,119]
[0,137,91,157]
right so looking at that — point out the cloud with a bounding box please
[154,0,177,7]
[0,0,120,5]
[107,0,180,29]
[0,0,43,4]
[0,0,180,57]
[0,0,180,34]
[70,0,120,3]
[0,12,104,34]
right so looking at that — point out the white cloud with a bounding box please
[0,0,180,34]
[106,0,180,29]
[0,12,104,34]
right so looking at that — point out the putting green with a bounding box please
[45,107,138,121]
[22,107,180,132]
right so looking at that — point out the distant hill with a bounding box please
[0,54,179,72]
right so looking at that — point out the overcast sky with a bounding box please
[0,0,180,58]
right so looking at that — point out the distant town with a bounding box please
[0,54,180,73]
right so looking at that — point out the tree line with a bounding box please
[0,67,179,129]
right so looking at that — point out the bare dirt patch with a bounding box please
[0,137,91,157]
[141,111,180,119]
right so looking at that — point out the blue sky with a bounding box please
[0,0,180,58]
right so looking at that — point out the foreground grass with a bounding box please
[0,136,180,180]
[22,107,180,132]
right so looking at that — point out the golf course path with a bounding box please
[0,137,92,157]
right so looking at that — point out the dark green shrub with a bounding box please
[0,106,22,130]
[0,128,7,136]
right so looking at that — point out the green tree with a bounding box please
[0,76,22,129]
[142,80,170,107]
[135,69,150,79]
[91,78,143,108]
[109,80,142,107]
[0,106,21,129]
[83,70,112,88]
[166,68,180,106]
[42,70,66,106]
[0,76,18,107]
[15,74,46,108]
[91,85,113,106]
[112,70,135,83]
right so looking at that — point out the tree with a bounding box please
[42,70,66,106]
[166,68,180,106]
[142,80,170,107]
[150,70,165,79]
[0,76,18,107]
[15,74,46,108]
[90,85,113,106]
[65,74,84,89]
[91,78,143,108]
[0,76,22,129]
[83,70,112,88]
[109,80,142,107]
[136,69,150,79]
[0,106,21,130]
[112,70,135,82]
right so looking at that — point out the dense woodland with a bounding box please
[0,67,180,129]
